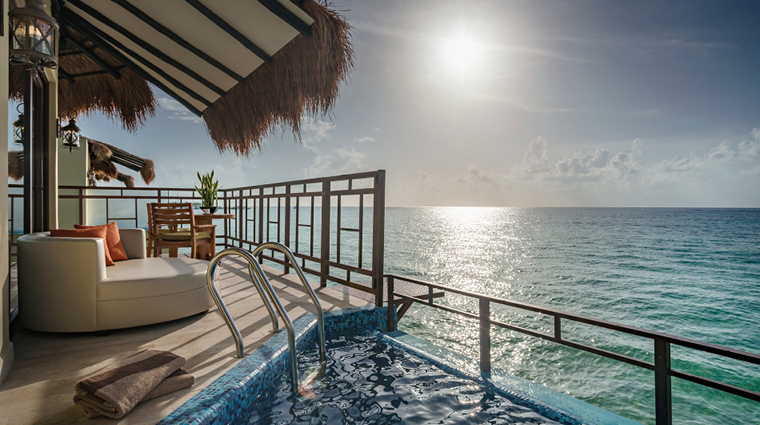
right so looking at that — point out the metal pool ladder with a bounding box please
[206,243,326,394]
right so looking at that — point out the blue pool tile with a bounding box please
[160,305,592,425]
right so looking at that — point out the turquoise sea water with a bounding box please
[383,207,760,425]
[77,202,760,423]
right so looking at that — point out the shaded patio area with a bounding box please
[0,258,370,425]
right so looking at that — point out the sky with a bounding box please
[10,0,760,207]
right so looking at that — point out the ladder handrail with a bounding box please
[206,248,298,394]
[206,245,327,395]
[251,242,327,363]
[206,248,281,346]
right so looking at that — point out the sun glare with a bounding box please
[439,33,486,79]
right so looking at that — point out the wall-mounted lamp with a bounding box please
[58,109,81,152]
[12,104,25,145]
[8,0,58,70]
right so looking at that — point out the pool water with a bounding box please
[235,333,572,424]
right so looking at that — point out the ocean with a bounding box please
[383,207,760,425]
[81,201,760,423]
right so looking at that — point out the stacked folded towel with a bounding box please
[74,350,194,419]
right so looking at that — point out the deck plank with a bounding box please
[0,259,370,425]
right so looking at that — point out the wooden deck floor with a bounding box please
[0,259,370,425]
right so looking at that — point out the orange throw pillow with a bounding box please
[74,222,128,262]
[50,227,115,266]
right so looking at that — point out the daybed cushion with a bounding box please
[98,257,210,301]
[75,222,128,261]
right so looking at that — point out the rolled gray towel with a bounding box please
[73,350,193,419]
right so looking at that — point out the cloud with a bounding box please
[302,117,336,142]
[450,127,760,206]
[303,146,368,178]
[355,136,375,143]
[454,163,505,186]
[157,97,203,124]
[299,117,336,155]
[521,136,549,167]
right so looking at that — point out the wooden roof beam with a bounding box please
[59,68,76,83]
[183,0,273,64]
[67,0,226,96]
[69,67,127,78]
[61,9,206,115]
[257,0,312,37]
[109,0,245,83]
[66,35,123,79]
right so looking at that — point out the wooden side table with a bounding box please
[194,213,235,260]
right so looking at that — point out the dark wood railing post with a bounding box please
[372,170,386,308]
[78,188,84,225]
[320,180,331,287]
[237,190,243,249]
[654,337,672,425]
[387,275,395,332]
[479,298,491,373]
[258,188,264,264]
[284,185,291,275]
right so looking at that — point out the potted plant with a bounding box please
[195,170,219,214]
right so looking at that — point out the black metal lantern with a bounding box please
[59,110,81,152]
[12,105,25,145]
[8,0,58,69]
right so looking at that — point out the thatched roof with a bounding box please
[203,0,354,155]
[8,28,156,132]
[8,0,353,156]
[8,138,155,188]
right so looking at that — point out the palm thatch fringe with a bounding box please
[116,172,135,188]
[8,140,155,187]
[140,160,156,185]
[90,159,119,183]
[8,29,156,131]
[8,151,23,181]
[88,139,112,163]
[202,0,354,155]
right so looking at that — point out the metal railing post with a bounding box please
[284,186,291,275]
[372,170,386,308]
[257,188,264,264]
[654,337,673,425]
[387,275,395,332]
[320,180,330,287]
[479,298,491,373]
[237,190,243,249]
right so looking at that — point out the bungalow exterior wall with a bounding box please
[1,0,61,386]
[1,0,13,386]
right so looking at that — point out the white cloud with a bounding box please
[301,117,335,142]
[299,117,336,155]
[157,97,203,124]
[451,128,760,206]
[355,136,376,143]
[303,146,368,178]
[454,163,505,186]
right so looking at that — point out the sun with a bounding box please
[439,33,486,78]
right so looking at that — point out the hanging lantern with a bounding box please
[12,105,25,145]
[59,110,81,152]
[8,0,59,69]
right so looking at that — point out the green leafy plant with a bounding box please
[195,170,219,207]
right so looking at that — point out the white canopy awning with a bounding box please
[60,0,315,115]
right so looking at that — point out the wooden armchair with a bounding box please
[150,203,215,260]
[146,203,190,257]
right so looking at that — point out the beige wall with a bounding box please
[1,0,15,385]
[46,68,59,230]
[58,138,89,229]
